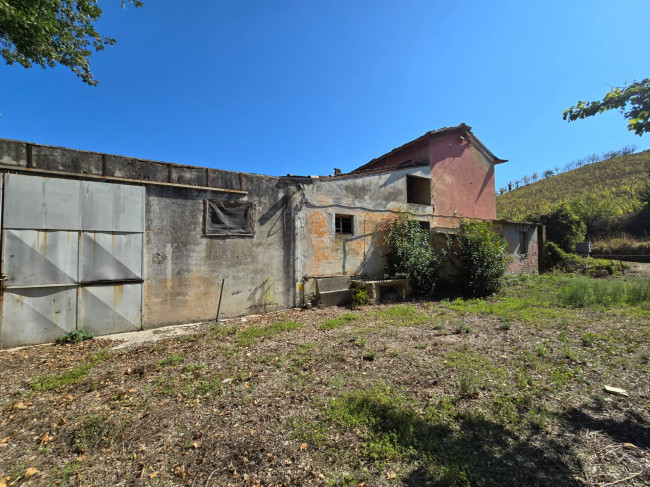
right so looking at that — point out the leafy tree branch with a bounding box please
[0,0,142,86]
[563,78,650,136]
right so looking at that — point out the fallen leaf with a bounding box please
[13,402,27,410]
[622,442,637,449]
[300,443,308,451]
[193,440,200,449]
[174,465,186,478]
[149,471,159,479]
[40,433,51,444]
[387,470,397,479]
[24,467,38,479]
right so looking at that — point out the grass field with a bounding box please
[0,273,649,486]
[496,150,650,221]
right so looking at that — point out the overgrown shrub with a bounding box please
[451,221,510,297]
[543,241,623,275]
[384,214,443,298]
[56,329,95,345]
[536,206,586,252]
[351,288,369,307]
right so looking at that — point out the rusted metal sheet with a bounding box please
[81,180,114,231]
[80,232,142,282]
[3,174,82,230]
[81,181,145,232]
[43,177,82,229]
[1,174,145,347]
[3,173,46,229]
[78,283,142,335]
[1,287,77,348]
[114,184,145,232]
[3,230,78,286]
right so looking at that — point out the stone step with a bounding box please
[315,276,351,293]
[318,289,353,307]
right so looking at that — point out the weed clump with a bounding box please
[351,288,369,307]
[558,277,650,308]
[544,241,623,275]
[56,329,94,345]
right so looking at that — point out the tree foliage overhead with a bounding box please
[563,79,650,136]
[0,0,142,85]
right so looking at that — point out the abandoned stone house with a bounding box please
[0,124,540,348]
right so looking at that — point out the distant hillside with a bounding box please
[497,150,650,223]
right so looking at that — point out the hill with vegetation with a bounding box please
[497,149,650,237]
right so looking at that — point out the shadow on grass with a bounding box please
[341,395,584,487]
[562,400,649,450]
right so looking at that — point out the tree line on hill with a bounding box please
[497,145,638,195]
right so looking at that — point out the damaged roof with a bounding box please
[351,123,507,174]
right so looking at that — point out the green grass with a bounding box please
[31,349,108,392]
[375,305,428,326]
[319,313,359,330]
[159,352,187,367]
[558,277,650,308]
[237,320,302,346]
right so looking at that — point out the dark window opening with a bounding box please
[406,175,432,205]
[205,200,254,236]
[518,230,528,255]
[417,221,431,233]
[335,215,353,234]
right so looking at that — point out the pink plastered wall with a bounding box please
[429,132,497,224]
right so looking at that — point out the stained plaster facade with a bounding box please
[0,126,540,347]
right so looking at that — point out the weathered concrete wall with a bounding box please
[0,138,297,332]
[430,132,497,226]
[297,167,432,280]
[143,175,296,327]
[495,221,540,274]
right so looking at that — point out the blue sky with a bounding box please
[1,0,648,189]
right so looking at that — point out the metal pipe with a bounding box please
[215,278,225,323]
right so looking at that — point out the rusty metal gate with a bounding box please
[0,173,144,348]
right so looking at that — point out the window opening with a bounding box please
[406,175,432,205]
[518,230,528,255]
[335,214,353,234]
[205,200,254,236]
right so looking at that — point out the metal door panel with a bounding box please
[3,230,78,286]
[81,181,114,231]
[80,232,142,281]
[114,185,145,232]
[3,174,45,229]
[78,284,142,335]
[1,287,76,348]
[43,177,81,229]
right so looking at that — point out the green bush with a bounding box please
[384,213,444,297]
[56,329,95,345]
[351,288,369,307]
[451,221,510,297]
[544,241,623,275]
[536,206,586,252]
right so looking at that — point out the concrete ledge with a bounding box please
[351,278,411,304]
